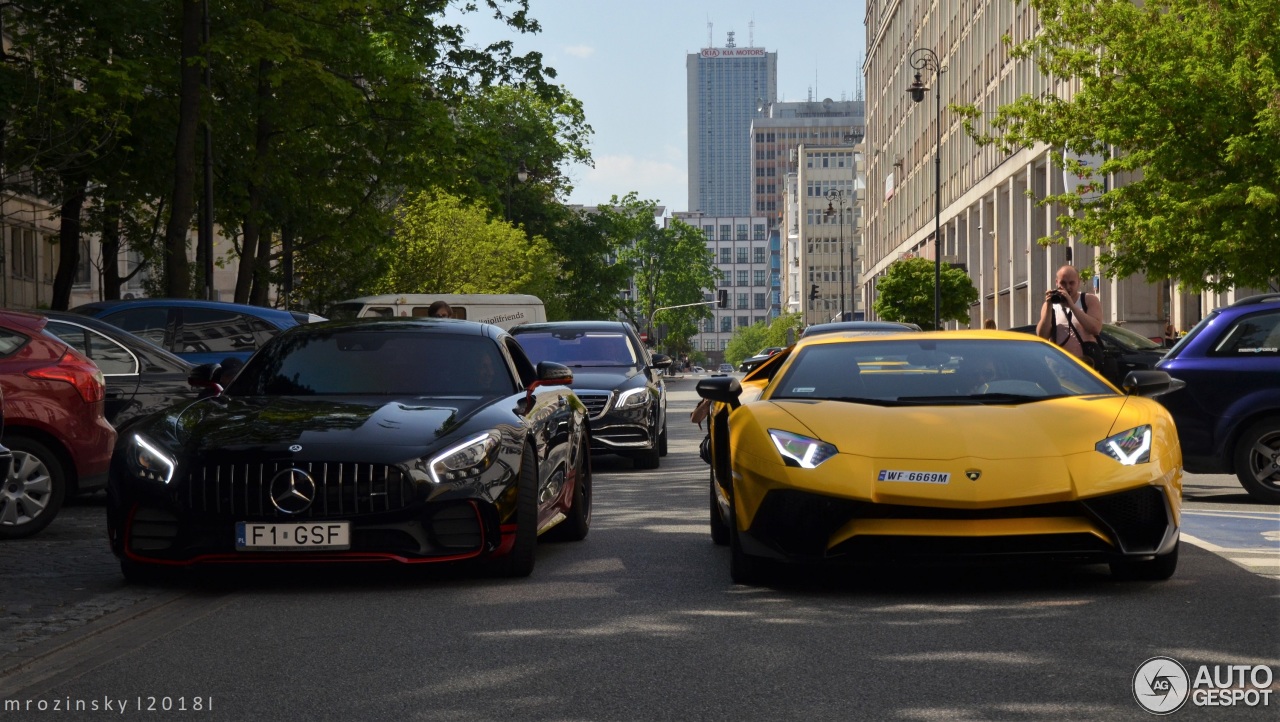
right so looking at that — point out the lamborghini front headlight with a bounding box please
[1095,425,1152,465]
[769,429,839,469]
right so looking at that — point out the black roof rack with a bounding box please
[1228,293,1280,307]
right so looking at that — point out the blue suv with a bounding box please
[72,299,324,366]
[1157,293,1280,502]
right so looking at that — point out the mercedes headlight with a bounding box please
[1095,425,1152,465]
[127,434,177,484]
[428,431,501,485]
[614,387,651,410]
[769,429,838,468]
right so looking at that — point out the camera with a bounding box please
[1049,290,1068,305]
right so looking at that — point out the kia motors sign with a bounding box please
[700,47,766,58]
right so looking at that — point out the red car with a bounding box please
[0,310,116,539]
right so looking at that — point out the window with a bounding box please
[753,247,766,263]
[720,316,732,332]
[754,270,766,286]
[719,247,732,264]
[73,239,93,286]
[44,322,137,375]
[703,225,715,239]
[104,308,170,348]
[736,224,748,240]
[0,329,29,357]
[720,225,732,240]
[737,316,749,327]
[737,293,748,309]
[736,247,748,264]
[1211,312,1280,356]
[754,224,766,240]
[179,309,265,355]
[736,270,749,286]
[754,293,766,309]
[703,318,715,333]
[10,227,37,279]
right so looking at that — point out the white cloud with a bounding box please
[563,45,595,58]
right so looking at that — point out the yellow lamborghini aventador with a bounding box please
[696,330,1184,585]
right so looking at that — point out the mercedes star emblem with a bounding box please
[269,468,316,515]
[289,444,303,453]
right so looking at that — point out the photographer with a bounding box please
[1036,265,1103,366]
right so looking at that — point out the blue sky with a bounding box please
[454,1,866,215]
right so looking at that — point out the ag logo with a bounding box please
[1133,656,1189,714]
[965,469,982,481]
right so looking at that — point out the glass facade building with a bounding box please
[686,40,777,217]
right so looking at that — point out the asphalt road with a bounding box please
[0,376,1276,720]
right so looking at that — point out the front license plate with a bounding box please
[877,470,951,484]
[235,522,351,551]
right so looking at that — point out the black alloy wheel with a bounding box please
[1234,418,1280,504]
[547,445,591,542]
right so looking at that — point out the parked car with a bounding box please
[1156,293,1280,502]
[717,363,735,374]
[1010,323,1167,386]
[71,298,324,365]
[511,321,670,470]
[107,318,590,581]
[0,310,116,539]
[697,331,1184,584]
[38,311,197,432]
[800,320,923,339]
[737,346,787,373]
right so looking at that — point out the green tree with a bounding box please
[374,191,555,295]
[723,313,805,367]
[957,0,1280,292]
[603,195,720,347]
[873,258,978,330]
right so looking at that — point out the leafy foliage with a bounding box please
[602,194,721,352]
[724,313,804,367]
[872,257,979,330]
[374,191,555,295]
[956,0,1280,292]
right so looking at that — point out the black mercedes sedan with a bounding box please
[39,310,197,432]
[106,319,591,581]
[511,321,670,469]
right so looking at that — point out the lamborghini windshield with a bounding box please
[767,338,1114,405]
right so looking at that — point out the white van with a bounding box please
[327,294,546,330]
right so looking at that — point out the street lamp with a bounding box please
[824,189,849,321]
[907,48,945,330]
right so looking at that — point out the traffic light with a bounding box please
[717,289,729,308]
[808,284,819,301]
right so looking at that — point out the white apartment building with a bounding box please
[672,212,774,365]
[784,143,866,325]
[863,0,1261,337]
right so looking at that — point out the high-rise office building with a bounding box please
[687,32,777,217]
[750,99,864,230]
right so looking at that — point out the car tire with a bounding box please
[1233,418,1280,504]
[709,468,728,546]
[729,492,767,585]
[492,445,538,577]
[1110,543,1178,581]
[0,437,67,540]
[546,446,591,542]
